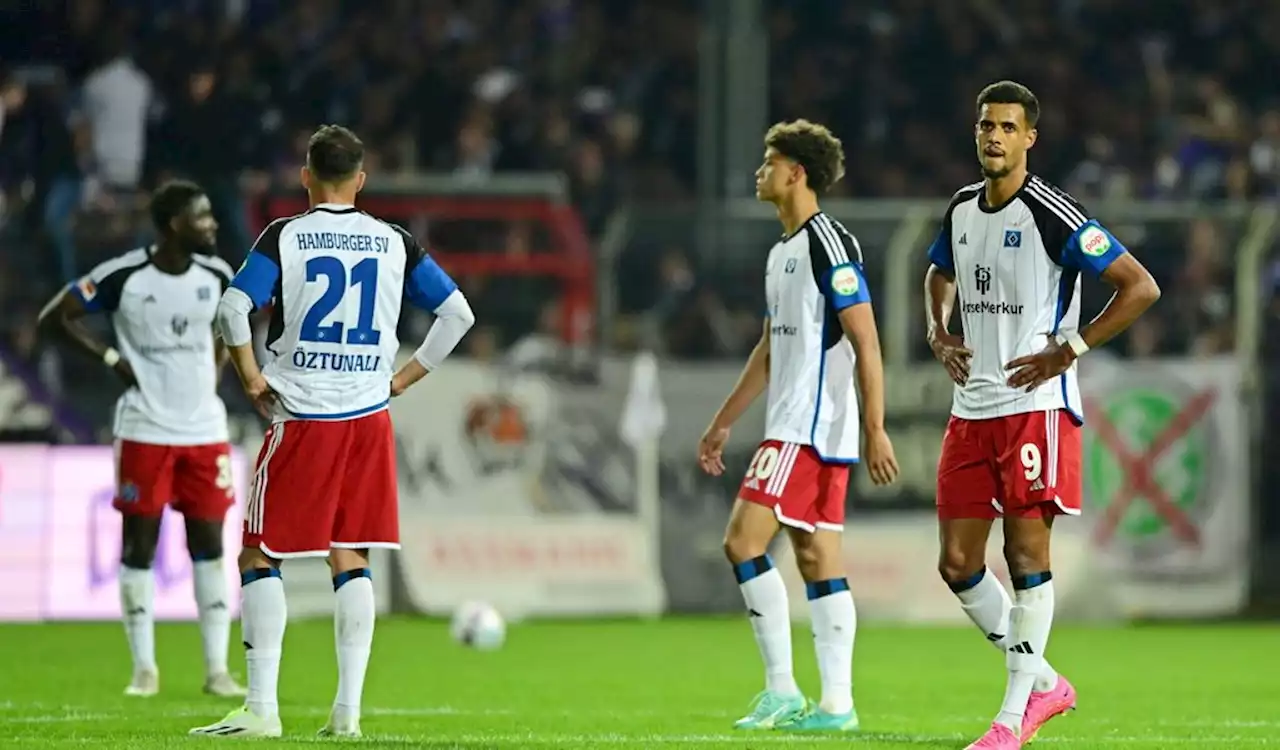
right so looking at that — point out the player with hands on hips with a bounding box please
[924,81,1160,750]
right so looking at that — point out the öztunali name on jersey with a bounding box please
[291,348,383,373]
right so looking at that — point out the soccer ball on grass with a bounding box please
[450,601,506,650]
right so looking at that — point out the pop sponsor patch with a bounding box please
[831,265,859,296]
[1080,225,1112,257]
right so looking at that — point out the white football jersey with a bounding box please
[72,247,232,445]
[763,212,871,462]
[927,175,1128,422]
[230,203,458,420]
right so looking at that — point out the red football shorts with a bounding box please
[243,410,399,558]
[737,440,851,532]
[936,409,1081,520]
[114,440,234,521]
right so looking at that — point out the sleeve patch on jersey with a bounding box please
[1079,225,1111,256]
[830,265,859,296]
[76,278,97,301]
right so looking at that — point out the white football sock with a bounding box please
[241,569,287,720]
[193,559,231,677]
[807,579,855,714]
[995,579,1056,733]
[332,570,376,720]
[120,566,157,674]
[735,556,799,696]
[953,568,1059,692]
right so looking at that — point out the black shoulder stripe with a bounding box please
[1024,176,1088,230]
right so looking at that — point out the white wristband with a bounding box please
[102,347,121,367]
[1060,332,1089,358]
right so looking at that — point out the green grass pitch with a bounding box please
[3,618,1278,748]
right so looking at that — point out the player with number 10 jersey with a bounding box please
[194,125,475,739]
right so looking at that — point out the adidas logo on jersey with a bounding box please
[1030,478,1045,491]
[958,233,968,245]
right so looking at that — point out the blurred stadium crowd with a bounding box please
[0,0,1276,393]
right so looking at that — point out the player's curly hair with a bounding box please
[976,80,1041,128]
[764,119,846,196]
[149,179,206,235]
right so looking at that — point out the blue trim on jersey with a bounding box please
[289,399,389,421]
[808,311,860,464]
[1051,274,1085,425]
[405,255,458,311]
[230,250,281,309]
[68,281,102,313]
[927,227,954,272]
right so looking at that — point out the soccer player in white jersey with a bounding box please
[924,82,1161,750]
[697,120,899,734]
[38,180,245,699]
[190,125,475,739]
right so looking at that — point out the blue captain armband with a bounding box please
[823,263,871,310]
[229,251,281,309]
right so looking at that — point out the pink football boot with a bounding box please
[964,723,1022,750]
[1021,675,1077,742]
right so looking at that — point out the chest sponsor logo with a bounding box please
[770,323,798,337]
[975,265,992,295]
[966,264,1023,315]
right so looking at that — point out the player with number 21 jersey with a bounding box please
[194,125,475,739]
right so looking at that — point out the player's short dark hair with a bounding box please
[976,80,1040,128]
[764,119,845,196]
[150,179,206,234]
[307,125,365,182]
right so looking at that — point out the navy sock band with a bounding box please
[333,568,372,591]
[240,567,281,586]
[805,578,850,600]
[1012,571,1053,590]
[190,551,222,562]
[947,567,988,593]
[733,555,774,584]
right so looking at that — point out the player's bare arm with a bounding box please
[924,264,971,386]
[1005,253,1160,390]
[213,332,229,373]
[836,303,899,485]
[37,286,138,387]
[698,319,770,476]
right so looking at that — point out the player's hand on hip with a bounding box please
[697,425,730,476]
[928,330,972,386]
[1005,340,1075,392]
[112,359,139,388]
[864,427,900,485]
[243,376,277,419]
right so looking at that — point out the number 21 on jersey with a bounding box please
[300,256,381,345]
